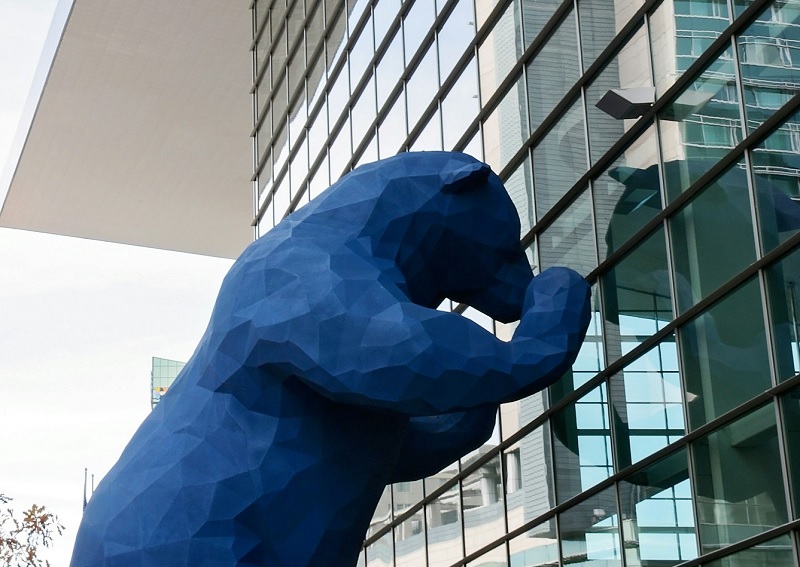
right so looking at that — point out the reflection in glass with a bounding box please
[692,403,788,553]
[533,98,589,218]
[670,162,756,314]
[504,418,555,531]
[558,485,621,566]
[403,0,434,64]
[441,56,480,150]
[393,481,425,567]
[373,0,399,46]
[366,486,393,565]
[650,0,730,97]
[406,46,439,131]
[751,111,800,255]
[508,518,558,567]
[586,24,652,165]
[409,110,442,152]
[505,152,535,236]
[352,76,377,148]
[519,0,560,50]
[593,124,662,262]
[601,227,672,365]
[526,9,579,134]
[781,384,800,515]
[552,385,614,503]
[611,335,684,468]
[660,47,742,199]
[463,454,505,555]
[680,277,771,429]
[578,0,647,71]
[437,0,475,83]
[365,529,393,567]
[349,12,374,88]
[466,542,508,566]
[738,3,800,134]
[618,449,697,565]
[425,467,462,567]
[538,189,596,277]
[483,74,527,174]
[703,534,795,567]
[767,247,800,381]
[478,0,524,105]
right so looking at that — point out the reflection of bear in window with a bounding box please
[71,152,591,567]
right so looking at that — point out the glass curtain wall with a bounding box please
[251,0,800,565]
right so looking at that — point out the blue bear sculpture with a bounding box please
[71,152,591,566]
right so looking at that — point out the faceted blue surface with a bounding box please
[70,151,591,566]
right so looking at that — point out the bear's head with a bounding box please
[358,152,534,323]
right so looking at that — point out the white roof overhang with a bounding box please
[0,0,254,259]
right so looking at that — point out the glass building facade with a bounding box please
[250,0,800,565]
[151,356,186,409]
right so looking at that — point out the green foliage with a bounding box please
[0,495,63,567]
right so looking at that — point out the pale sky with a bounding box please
[0,1,234,564]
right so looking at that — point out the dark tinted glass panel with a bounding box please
[781,383,800,515]
[593,124,662,262]
[767,246,800,381]
[702,534,794,567]
[669,162,757,314]
[751,111,800,256]
[692,403,788,553]
[680,278,772,429]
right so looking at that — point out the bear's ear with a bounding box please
[440,160,491,194]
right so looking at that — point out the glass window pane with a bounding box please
[478,0,524,105]
[593,124,662,261]
[520,0,560,49]
[651,0,730,97]
[500,413,556,529]
[329,116,352,180]
[352,76,377,147]
[538,190,597,277]
[552,384,614,502]
[409,109,442,151]
[425,472,462,567]
[463,454,505,555]
[602,227,672,364]
[781,382,800,516]
[378,95,407,158]
[586,24,652,165]
[393,481,426,566]
[350,13,374,87]
[619,448,697,564]
[680,278,772,429]
[660,48,743,199]
[751,111,800,256]
[376,31,403,111]
[527,9,579,133]
[483,74,527,173]
[739,4,800,134]
[403,0,434,63]
[692,403,788,553]
[406,46,439,131]
[766,246,800,381]
[558,485,621,566]
[373,0,400,45]
[579,0,647,71]
[442,56,480,150]
[611,335,685,468]
[669,162,756,314]
[466,543,507,566]
[703,534,794,567]
[438,0,476,83]
[533,97,589,218]
[365,530,392,566]
[327,5,348,72]
[505,152,535,236]
[508,518,559,567]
